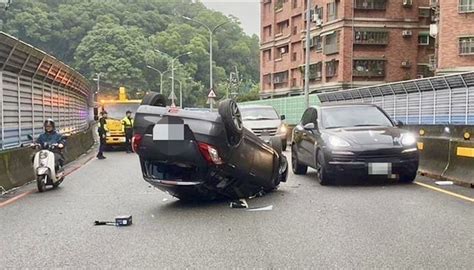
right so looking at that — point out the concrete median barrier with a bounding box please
[0,124,95,192]
[441,140,474,187]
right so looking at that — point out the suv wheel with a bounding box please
[141,93,167,107]
[218,99,243,145]
[291,145,307,175]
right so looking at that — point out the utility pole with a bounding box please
[155,50,191,107]
[304,0,311,108]
[146,65,169,94]
[93,73,101,102]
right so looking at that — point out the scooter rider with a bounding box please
[36,119,66,172]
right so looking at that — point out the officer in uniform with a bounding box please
[122,110,134,153]
[97,111,108,159]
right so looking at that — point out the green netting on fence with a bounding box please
[239,95,321,125]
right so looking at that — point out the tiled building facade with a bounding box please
[260,0,437,97]
[435,0,474,74]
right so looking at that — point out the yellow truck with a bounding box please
[97,87,141,146]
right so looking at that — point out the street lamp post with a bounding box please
[182,16,229,110]
[146,65,169,94]
[304,0,311,108]
[93,73,102,102]
[155,50,192,107]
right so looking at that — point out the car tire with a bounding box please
[399,170,417,183]
[316,150,333,186]
[291,144,307,175]
[218,99,243,145]
[141,93,167,107]
[282,139,287,151]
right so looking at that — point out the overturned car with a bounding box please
[132,93,288,200]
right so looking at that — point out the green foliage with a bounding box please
[0,0,260,107]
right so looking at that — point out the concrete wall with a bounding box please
[0,125,95,191]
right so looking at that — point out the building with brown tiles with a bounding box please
[260,0,438,97]
[434,0,474,75]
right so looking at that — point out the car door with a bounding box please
[299,108,319,166]
[293,108,311,163]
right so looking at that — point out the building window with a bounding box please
[264,25,272,37]
[418,7,431,17]
[325,60,339,77]
[353,60,385,77]
[354,29,389,45]
[459,0,474,12]
[314,36,322,51]
[293,26,298,35]
[323,32,339,55]
[277,20,289,35]
[418,34,430,45]
[273,71,289,84]
[275,0,284,11]
[264,49,272,62]
[354,0,387,10]
[310,62,322,80]
[263,74,272,85]
[315,6,324,22]
[459,37,474,55]
[277,45,289,59]
[327,2,337,21]
[292,52,297,61]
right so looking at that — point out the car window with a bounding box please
[240,107,279,120]
[321,106,393,129]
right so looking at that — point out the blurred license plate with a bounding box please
[153,123,184,141]
[368,163,392,175]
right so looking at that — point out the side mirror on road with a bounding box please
[303,123,315,130]
[280,115,286,120]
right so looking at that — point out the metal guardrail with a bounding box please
[317,72,474,125]
[0,32,92,150]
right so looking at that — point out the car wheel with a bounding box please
[316,150,333,186]
[282,139,287,151]
[141,93,167,107]
[399,170,417,183]
[218,99,243,145]
[291,144,307,175]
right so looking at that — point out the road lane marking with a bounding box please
[414,181,474,203]
[0,190,34,208]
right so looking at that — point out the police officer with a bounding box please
[97,111,108,159]
[122,110,134,153]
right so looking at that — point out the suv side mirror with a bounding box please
[280,115,286,120]
[396,120,404,127]
[303,123,315,130]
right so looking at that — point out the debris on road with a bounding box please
[435,181,454,186]
[230,199,248,209]
[94,215,133,226]
[162,198,169,202]
[247,205,273,212]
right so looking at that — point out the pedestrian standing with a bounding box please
[97,111,108,159]
[121,110,134,153]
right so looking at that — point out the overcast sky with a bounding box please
[201,0,260,37]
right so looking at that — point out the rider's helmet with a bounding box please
[44,119,56,130]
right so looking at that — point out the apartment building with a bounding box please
[434,0,474,74]
[260,0,435,97]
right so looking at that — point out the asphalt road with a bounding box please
[1,151,473,268]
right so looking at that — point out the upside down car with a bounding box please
[132,93,288,200]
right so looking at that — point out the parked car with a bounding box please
[132,94,288,200]
[239,105,288,151]
[291,104,419,185]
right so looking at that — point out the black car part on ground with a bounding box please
[133,94,288,200]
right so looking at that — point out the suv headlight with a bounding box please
[401,133,416,146]
[329,136,350,147]
[278,124,287,134]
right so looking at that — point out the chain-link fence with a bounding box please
[0,32,92,150]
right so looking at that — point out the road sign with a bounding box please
[208,89,216,98]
